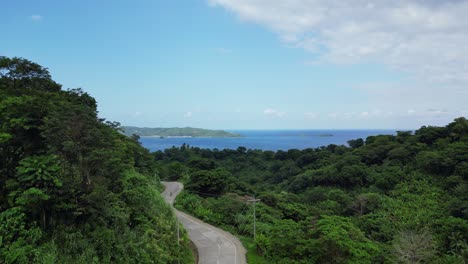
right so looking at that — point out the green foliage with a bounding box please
[266,219,309,260]
[16,155,62,187]
[347,138,364,149]
[392,230,435,264]
[380,180,445,231]
[165,116,468,263]
[14,188,49,207]
[310,215,380,263]
[0,207,43,263]
[162,161,189,181]
[0,57,193,263]
[240,236,269,264]
[186,168,231,196]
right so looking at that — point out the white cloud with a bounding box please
[354,81,468,119]
[264,108,286,117]
[31,15,43,22]
[360,111,370,118]
[184,111,192,118]
[208,0,468,126]
[343,112,355,119]
[208,1,468,84]
[304,112,318,119]
[427,108,448,114]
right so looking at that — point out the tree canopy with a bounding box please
[0,57,193,263]
[159,117,468,263]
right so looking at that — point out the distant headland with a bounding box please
[318,133,334,137]
[122,126,241,138]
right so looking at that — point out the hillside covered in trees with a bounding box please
[122,126,240,138]
[0,57,193,263]
[156,118,468,263]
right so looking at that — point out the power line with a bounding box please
[183,189,225,197]
[227,205,250,234]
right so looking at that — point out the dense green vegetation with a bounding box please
[122,126,240,137]
[157,118,468,263]
[3,55,467,263]
[0,57,193,263]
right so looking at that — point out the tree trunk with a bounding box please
[41,207,46,229]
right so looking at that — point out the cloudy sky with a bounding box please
[2,0,467,129]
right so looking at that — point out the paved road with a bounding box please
[161,181,247,264]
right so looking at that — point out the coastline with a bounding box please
[139,129,397,152]
[140,135,242,138]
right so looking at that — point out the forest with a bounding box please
[0,57,193,263]
[156,118,468,263]
[1,56,467,264]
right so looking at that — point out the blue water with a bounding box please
[139,130,398,152]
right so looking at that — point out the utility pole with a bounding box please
[247,196,261,241]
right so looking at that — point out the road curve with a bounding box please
[161,181,247,264]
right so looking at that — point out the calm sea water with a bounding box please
[139,130,398,152]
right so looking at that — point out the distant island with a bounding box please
[318,133,334,137]
[122,126,241,137]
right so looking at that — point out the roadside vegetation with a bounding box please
[2,56,467,263]
[158,118,468,263]
[0,57,194,263]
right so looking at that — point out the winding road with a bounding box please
[161,181,247,264]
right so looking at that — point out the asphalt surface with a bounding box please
[161,181,247,264]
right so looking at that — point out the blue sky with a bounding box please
[2,0,467,129]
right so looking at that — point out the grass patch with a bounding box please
[239,236,268,264]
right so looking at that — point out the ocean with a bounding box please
[139,129,399,152]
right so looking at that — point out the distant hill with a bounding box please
[122,126,241,137]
